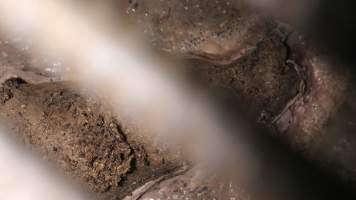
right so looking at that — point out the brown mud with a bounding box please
[0,80,179,200]
[1,0,356,199]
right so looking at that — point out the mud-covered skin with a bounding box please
[125,0,301,124]
[192,29,300,123]
[274,33,350,145]
[127,0,272,64]
[0,0,355,198]
[192,28,355,188]
[273,33,355,184]
[0,81,178,200]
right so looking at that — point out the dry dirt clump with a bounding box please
[0,79,178,200]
